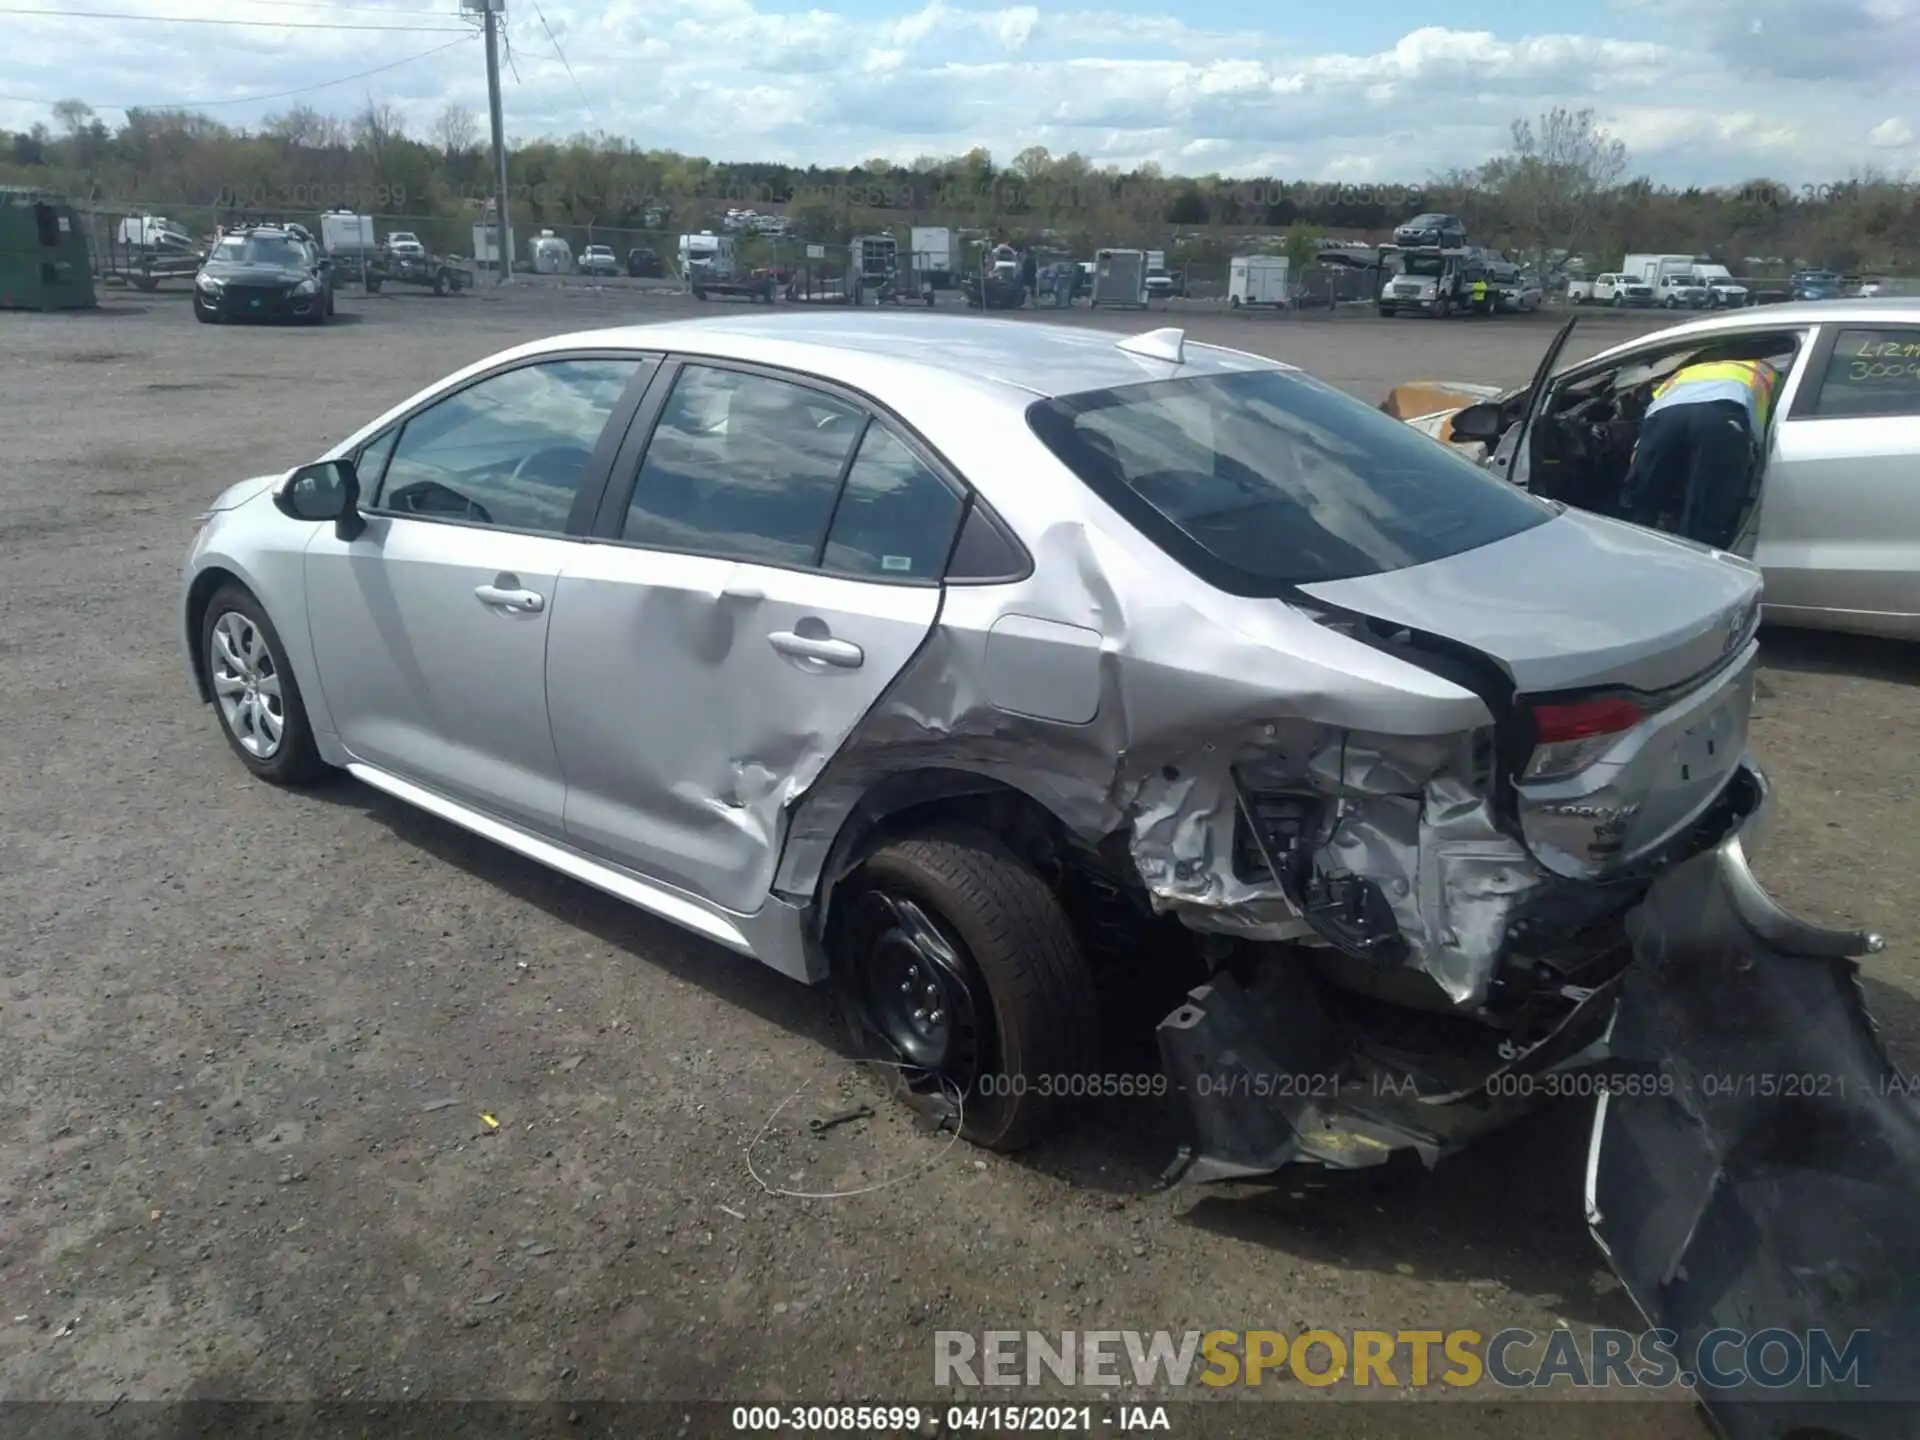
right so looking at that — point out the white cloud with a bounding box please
[1869,117,1916,148]
[6,0,1920,186]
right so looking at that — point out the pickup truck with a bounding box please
[1654,272,1711,309]
[366,242,469,295]
[1566,273,1654,307]
[578,244,621,277]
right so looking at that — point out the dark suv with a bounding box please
[193,226,334,324]
[1392,212,1467,249]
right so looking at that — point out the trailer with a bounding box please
[319,210,378,283]
[366,243,470,295]
[689,266,779,303]
[1088,248,1148,308]
[97,213,203,290]
[528,230,573,275]
[909,225,960,287]
[851,234,899,290]
[1227,254,1290,310]
[470,220,516,271]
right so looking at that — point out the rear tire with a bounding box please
[432,269,448,296]
[1378,305,1394,318]
[199,584,330,787]
[833,827,1099,1153]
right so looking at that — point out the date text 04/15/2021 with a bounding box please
[727,1405,1171,1431]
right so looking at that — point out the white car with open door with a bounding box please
[1426,301,1920,641]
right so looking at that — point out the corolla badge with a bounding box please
[1544,802,1642,820]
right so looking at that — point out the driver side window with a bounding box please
[372,357,647,533]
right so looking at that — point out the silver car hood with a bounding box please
[1297,508,1762,696]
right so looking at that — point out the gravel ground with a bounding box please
[1,284,1912,1437]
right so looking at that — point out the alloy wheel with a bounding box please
[209,610,285,759]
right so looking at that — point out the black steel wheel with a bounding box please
[833,828,1099,1152]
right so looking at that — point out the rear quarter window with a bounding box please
[1806,329,1920,419]
[1026,367,1553,594]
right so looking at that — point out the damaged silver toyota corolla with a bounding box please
[186,313,1912,1435]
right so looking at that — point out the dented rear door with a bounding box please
[546,362,956,915]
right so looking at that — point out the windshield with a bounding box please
[1402,255,1444,278]
[212,236,306,267]
[1026,367,1552,592]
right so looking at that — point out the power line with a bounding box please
[0,6,467,29]
[113,0,457,11]
[526,0,596,129]
[0,35,474,111]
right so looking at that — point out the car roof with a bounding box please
[509,313,1293,400]
[1577,297,1920,367]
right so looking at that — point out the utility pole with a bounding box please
[466,0,511,281]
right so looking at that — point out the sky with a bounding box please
[5,0,1919,188]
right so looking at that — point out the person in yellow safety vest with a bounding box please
[1619,357,1783,549]
[1470,275,1488,313]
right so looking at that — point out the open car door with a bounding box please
[1589,828,1920,1439]
[1505,315,1583,494]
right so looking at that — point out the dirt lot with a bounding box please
[1,285,1913,1436]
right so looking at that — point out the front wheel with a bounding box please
[199,584,330,786]
[833,828,1099,1152]
[432,269,449,296]
[1378,305,1394,317]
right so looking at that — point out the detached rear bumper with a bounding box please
[1589,821,1912,1439]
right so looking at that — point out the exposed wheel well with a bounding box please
[810,770,1210,1024]
[816,775,1075,924]
[184,566,246,702]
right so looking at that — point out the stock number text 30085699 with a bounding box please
[214,183,409,211]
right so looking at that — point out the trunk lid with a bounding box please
[1297,506,1762,696]
[1298,508,1764,880]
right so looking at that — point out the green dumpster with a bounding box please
[0,186,98,311]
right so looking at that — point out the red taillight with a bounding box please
[1531,697,1645,743]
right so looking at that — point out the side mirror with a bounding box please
[1448,402,1507,444]
[276,459,365,540]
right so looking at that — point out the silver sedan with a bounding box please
[181,315,1903,1428]
[1396,299,1920,641]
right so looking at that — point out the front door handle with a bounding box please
[767,630,864,668]
[474,584,545,613]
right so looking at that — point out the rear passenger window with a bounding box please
[624,366,863,565]
[1808,329,1920,419]
[823,426,964,580]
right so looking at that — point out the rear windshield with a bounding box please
[1026,368,1552,592]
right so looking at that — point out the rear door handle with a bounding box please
[474,584,545,613]
[767,630,863,668]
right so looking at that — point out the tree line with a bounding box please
[5,99,1914,274]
